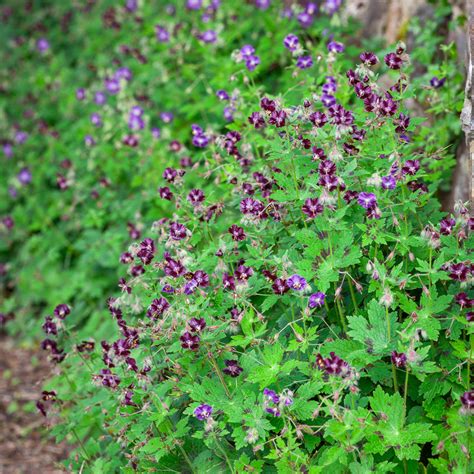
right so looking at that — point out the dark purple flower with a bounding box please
[460,391,474,411]
[302,198,323,218]
[317,352,350,376]
[248,111,265,128]
[223,360,243,377]
[384,52,403,70]
[159,187,173,200]
[222,273,236,291]
[357,192,377,209]
[98,369,120,389]
[42,316,57,335]
[147,297,170,319]
[115,67,132,82]
[216,89,229,100]
[188,317,206,332]
[391,351,407,368]
[268,110,287,127]
[309,292,325,309]
[381,175,396,190]
[309,111,328,127]
[254,0,271,9]
[180,331,200,350]
[455,292,473,309]
[54,304,70,319]
[164,257,186,278]
[287,274,307,291]
[448,263,470,282]
[360,51,378,66]
[228,224,246,241]
[169,222,187,240]
[194,403,213,420]
[439,218,456,236]
[430,77,446,88]
[235,265,254,282]
[184,279,198,295]
[187,189,205,206]
[402,160,420,176]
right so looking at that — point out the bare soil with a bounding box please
[0,335,70,474]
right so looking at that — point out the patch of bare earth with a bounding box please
[0,335,70,474]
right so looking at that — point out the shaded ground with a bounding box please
[0,335,69,474]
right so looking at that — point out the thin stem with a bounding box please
[391,364,399,393]
[403,368,410,424]
[385,306,391,342]
[208,352,232,398]
[212,432,235,474]
[347,278,358,312]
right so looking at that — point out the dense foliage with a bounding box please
[0,1,471,473]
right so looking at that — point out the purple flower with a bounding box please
[54,304,70,319]
[302,198,323,218]
[42,317,57,335]
[194,404,213,420]
[430,77,446,88]
[272,278,289,295]
[263,388,280,404]
[180,332,200,350]
[321,94,336,108]
[381,175,396,190]
[287,274,307,291]
[95,91,106,105]
[216,89,229,101]
[309,292,325,309]
[105,78,120,95]
[360,51,379,66]
[228,224,246,241]
[439,218,456,235]
[254,0,271,9]
[199,30,217,44]
[296,56,313,69]
[327,41,344,53]
[309,111,328,127]
[402,160,420,176]
[448,262,470,282]
[297,11,313,28]
[240,44,255,58]
[187,0,202,9]
[188,317,206,332]
[169,222,187,241]
[147,297,170,318]
[245,55,260,71]
[155,25,170,42]
[268,109,287,127]
[284,34,299,51]
[17,167,32,185]
[384,52,403,70]
[91,113,102,127]
[317,352,350,376]
[36,38,49,53]
[223,360,243,377]
[184,279,198,295]
[248,111,265,128]
[357,192,377,209]
[192,132,209,148]
[187,189,205,206]
[115,67,132,81]
[160,112,174,123]
[391,351,407,368]
[324,0,342,14]
[76,88,86,101]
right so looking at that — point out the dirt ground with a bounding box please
[0,335,70,474]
